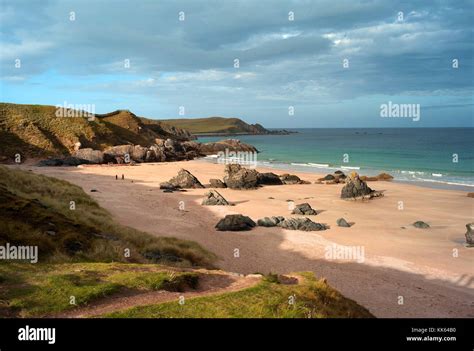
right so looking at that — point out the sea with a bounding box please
[197,128,474,191]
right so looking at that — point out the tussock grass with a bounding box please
[105,272,374,318]
[0,262,199,316]
[0,165,216,267]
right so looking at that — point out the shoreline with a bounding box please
[20,160,474,318]
[198,156,474,192]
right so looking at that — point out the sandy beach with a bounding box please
[20,160,474,318]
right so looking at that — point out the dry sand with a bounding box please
[22,160,474,317]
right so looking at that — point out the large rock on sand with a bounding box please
[465,223,474,247]
[413,221,430,229]
[278,218,327,231]
[73,148,104,164]
[257,216,327,231]
[291,203,317,215]
[257,216,285,227]
[209,179,226,188]
[279,173,309,185]
[215,214,256,231]
[202,190,230,206]
[164,169,204,189]
[336,218,351,227]
[257,172,283,185]
[223,164,259,189]
[341,172,380,199]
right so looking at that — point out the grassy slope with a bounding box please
[0,263,198,317]
[0,165,215,266]
[0,166,373,318]
[160,116,266,134]
[106,272,373,318]
[0,103,191,160]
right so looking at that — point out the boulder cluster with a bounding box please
[208,164,310,190]
[38,139,256,167]
[216,214,327,232]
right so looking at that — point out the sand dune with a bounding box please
[22,160,474,317]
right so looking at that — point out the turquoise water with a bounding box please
[198,128,474,189]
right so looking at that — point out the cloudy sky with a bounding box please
[1,0,473,127]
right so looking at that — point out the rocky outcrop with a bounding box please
[202,190,230,206]
[73,148,104,164]
[223,164,259,189]
[257,172,283,185]
[465,223,474,247]
[317,172,346,184]
[337,218,351,227]
[163,169,204,189]
[257,216,285,227]
[360,173,394,182]
[278,218,328,231]
[279,173,309,185]
[257,216,327,231]
[199,139,258,155]
[413,221,430,229]
[215,214,256,231]
[467,193,474,198]
[341,172,381,200]
[209,179,226,188]
[291,203,317,215]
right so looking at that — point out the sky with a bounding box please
[0,0,473,128]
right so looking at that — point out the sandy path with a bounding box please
[22,160,474,317]
[55,271,261,318]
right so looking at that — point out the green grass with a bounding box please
[0,103,191,160]
[0,262,199,317]
[160,117,267,134]
[105,272,374,318]
[0,165,216,266]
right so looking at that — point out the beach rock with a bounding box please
[278,217,327,231]
[322,174,336,181]
[318,172,347,184]
[131,145,148,161]
[62,156,91,166]
[199,139,259,155]
[257,216,285,227]
[37,158,64,166]
[341,172,379,199]
[257,172,283,185]
[336,218,351,227]
[223,164,259,189]
[465,223,474,247]
[279,173,308,185]
[360,173,394,182]
[202,190,230,206]
[167,169,204,189]
[215,214,256,231]
[209,179,226,188]
[291,203,317,215]
[467,193,474,198]
[159,182,177,190]
[413,221,430,229]
[73,148,104,164]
